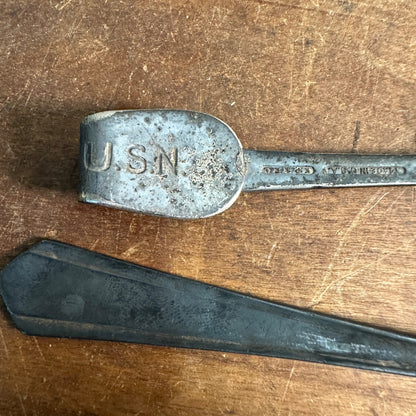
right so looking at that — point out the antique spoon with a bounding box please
[79,110,416,219]
[2,240,416,377]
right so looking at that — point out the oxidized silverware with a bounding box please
[2,240,416,377]
[79,110,416,219]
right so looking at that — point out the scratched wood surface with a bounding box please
[1,1,416,415]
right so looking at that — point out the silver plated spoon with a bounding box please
[79,110,416,219]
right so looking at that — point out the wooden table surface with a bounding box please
[1,1,416,415]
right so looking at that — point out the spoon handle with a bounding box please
[3,240,416,377]
[243,150,416,191]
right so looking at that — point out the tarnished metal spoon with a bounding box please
[2,240,416,377]
[79,110,416,219]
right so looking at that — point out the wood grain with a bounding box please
[1,1,415,414]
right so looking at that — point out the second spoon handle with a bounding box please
[243,150,416,191]
[3,240,416,377]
